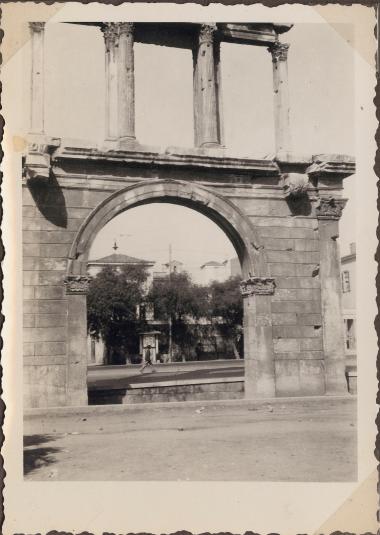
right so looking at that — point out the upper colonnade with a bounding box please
[29,22,293,154]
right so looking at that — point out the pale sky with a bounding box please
[34,22,356,273]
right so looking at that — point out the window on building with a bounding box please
[344,318,356,351]
[341,270,350,293]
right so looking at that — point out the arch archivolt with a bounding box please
[68,179,268,279]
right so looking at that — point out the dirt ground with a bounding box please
[24,396,357,481]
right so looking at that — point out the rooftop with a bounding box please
[88,253,155,265]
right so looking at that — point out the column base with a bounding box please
[102,137,140,151]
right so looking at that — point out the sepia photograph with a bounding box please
[1,2,377,533]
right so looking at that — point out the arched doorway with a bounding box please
[66,179,276,404]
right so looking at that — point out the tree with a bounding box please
[87,264,148,363]
[147,271,209,361]
[209,275,243,358]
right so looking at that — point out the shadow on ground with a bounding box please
[23,434,62,476]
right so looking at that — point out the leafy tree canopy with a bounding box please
[87,264,148,349]
[147,271,209,322]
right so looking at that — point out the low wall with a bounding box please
[88,379,244,405]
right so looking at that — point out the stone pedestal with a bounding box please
[29,22,45,134]
[317,198,348,394]
[269,41,291,155]
[241,277,276,398]
[193,24,221,148]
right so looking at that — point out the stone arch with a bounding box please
[68,179,268,279]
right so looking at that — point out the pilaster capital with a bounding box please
[102,22,120,51]
[240,277,276,297]
[268,41,289,62]
[198,24,217,45]
[316,197,347,220]
[64,275,91,295]
[24,135,60,182]
[29,22,45,33]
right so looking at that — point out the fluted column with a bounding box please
[241,277,276,398]
[118,22,136,145]
[193,24,221,148]
[102,23,119,143]
[268,41,291,155]
[317,197,348,395]
[29,22,45,134]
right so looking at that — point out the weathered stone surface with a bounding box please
[258,226,317,239]
[251,216,317,229]
[35,285,65,299]
[299,359,325,395]
[23,342,35,356]
[274,360,301,396]
[273,338,300,353]
[23,217,84,231]
[23,286,35,299]
[35,314,66,327]
[23,230,76,244]
[300,338,323,351]
[272,312,297,325]
[275,276,320,289]
[273,325,322,339]
[271,300,321,313]
[274,350,323,360]
[23,257,67,271]
[24,364,67,408]
[266,250,320,264]
[293,239,320,252]
[24,326,66,343]
[297,313,322,325]
[269,263,320,277]
[272,288,321,301]
[33,341,67,356]
[23,314,35,328]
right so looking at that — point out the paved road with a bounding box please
[24,396,356,481]
[88,363,244,390]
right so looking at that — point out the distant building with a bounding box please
[230,257,241,278]
[153,259,185,281]
[88,252,155,291]
[341,242,356,391]
[199,260,229,284]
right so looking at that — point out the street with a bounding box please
[24,395,356,481]
[88,361,244,390]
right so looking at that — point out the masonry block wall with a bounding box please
[22,144,353,408]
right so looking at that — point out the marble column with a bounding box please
[102,23,120,143]
[118,22,136,146]
[269,41,292,155]
[317,197,348,394]
[29,22,45,134]
[241,277,276,398]
[193,24,221,148]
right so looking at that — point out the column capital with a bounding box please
[316,197,347,220]
[269,41,289,62]
[64,275,91,295]
[240,277,276,297]
[102,22,120,50]
[29,21,45,33]
[198,23,217,45]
